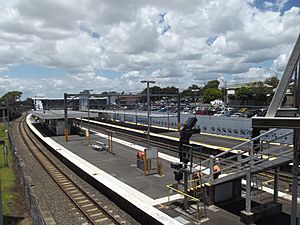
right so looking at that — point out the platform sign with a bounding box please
[147,146,158,159]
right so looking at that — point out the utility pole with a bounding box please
[191,89,200,117]
[64,93,68,142]
[224,80,227,105]
[86,90,93,146]
[177,91,181,131]
[141,80,155,151]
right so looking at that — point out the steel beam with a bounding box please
[291,129,300,225]
[245,168,252,213]
[252,117,300,129]
[266,34,300,117]
[273,167,279,203]
[177,92,181,131]
[64,93,68,142]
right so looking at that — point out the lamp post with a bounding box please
[141,80,155,151]
[259,66,278,78]
[85,90,93,146]
[191,89,199,117]
[218,78,227,105]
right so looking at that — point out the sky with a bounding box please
[0,0,299,99]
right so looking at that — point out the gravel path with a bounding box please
[11,117,140,225]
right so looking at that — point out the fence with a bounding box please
[8,131,46,225]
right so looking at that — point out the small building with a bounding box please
[31,109,98,135]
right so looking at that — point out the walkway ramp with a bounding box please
[196,128,294,185]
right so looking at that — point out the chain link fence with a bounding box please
[8,131,46,225]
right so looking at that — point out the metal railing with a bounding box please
[194,128,294,184]
[8,131,46,225]
[166,184,205,222]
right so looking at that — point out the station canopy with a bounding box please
[93,109,177,118]
[31,110,98,120]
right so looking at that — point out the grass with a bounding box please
[0,123,16,215]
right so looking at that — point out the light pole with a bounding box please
[223,80,227,105]
[191,89,199,117]
[218,78,227,105]
[259,66,278,78]
[141,80,155,151]
[85,90,93,146]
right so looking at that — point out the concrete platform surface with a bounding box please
[48,128,297,225]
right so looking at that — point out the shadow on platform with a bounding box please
[216,198,291,225]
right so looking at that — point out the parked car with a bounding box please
[213,111,229,117]
[230,112,244,117]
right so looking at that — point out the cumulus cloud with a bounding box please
[0,0,299,98]
[272,53,288,71]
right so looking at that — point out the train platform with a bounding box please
[27,115,297,225]
[80,118,246,151]
[165,131,245,150]
[51,133,175,200]
[82,119,292,154]
[46,130,252,225]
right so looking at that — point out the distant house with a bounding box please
[118,95,140,105]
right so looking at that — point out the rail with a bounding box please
[20,116,124,225]
[8,122,49,225]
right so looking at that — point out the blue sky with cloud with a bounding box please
[0,0,299,98]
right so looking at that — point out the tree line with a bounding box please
[141,76,279,103]
[0,91,34,120]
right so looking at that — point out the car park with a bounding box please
[230,112,244,117]
[213,111,229,117]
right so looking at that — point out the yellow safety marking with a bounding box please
[80,118,293,155]
[166,184,200,202]
[158,204,167,209]
[80,118,232,151]
[124,121,178,131]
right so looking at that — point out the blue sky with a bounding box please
[0,0,299,98]
[6,64,65,78]
[254,0,300,13]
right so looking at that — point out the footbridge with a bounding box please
[188,34,300,225]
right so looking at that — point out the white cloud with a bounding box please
[272,53,288,71]
[264,1,274,8]
[0,0,299,98]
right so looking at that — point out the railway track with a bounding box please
[19,117,127,225]
[82,121,206,159]
[81,120,300,187]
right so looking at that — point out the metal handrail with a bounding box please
[166,184,203,222]
[195,128,295,182]
[200,128,278,167]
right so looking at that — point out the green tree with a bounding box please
[236,86,253,99]
[0,91,22,102]
[181,84,202,99]
[203,88,223,103]
[250,81,270,98]
[264,76,279,87]
[141,86,160,101]
[203,80,220,91]
[0,91,23,120]
[141,86,162,95]
[161,86,178,95]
